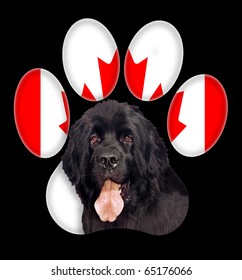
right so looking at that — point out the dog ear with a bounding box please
[145,128,169,174]
[143,123,188,195]
[132,115,170,193]
[129,105,169,172]
[134,114,169,172]
[61,119,90,187]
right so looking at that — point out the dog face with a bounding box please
[62,99,188,234]
[89,109,135,190]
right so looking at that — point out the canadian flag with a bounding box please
[14,68,70,158]
[62,18,120,101]
[124,20,183,101]
[167,74,228,157]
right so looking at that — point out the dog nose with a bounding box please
[98,153,119,170]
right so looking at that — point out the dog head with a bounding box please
[62,99,170,222]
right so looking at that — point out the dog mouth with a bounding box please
[94,180,130,223]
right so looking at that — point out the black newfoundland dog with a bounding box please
[62,99,189,235]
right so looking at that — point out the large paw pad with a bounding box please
[14,18,228,234]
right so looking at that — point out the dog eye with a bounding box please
[123,135,133,144]
[90,134,100,146]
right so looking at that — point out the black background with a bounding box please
[1,5,240,260]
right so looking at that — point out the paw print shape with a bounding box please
[14,18,228,234]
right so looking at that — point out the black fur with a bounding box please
[62,99,189,235]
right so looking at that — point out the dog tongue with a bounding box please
[94,180,124,222]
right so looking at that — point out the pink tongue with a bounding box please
[94,180,124,222]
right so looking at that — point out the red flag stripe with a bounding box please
[205,75,228,152]
[14,69,41,156]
